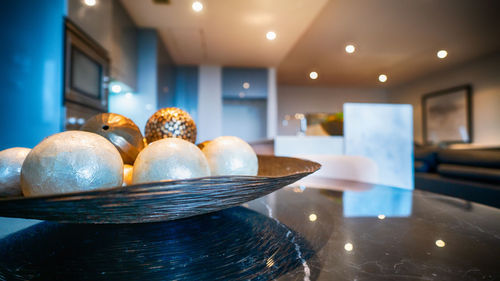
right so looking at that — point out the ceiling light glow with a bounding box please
[378,214,386,220]
[309,71,318,80]
[378,74,387,83]
[192,1,203,12]
[266,31,277,41]
[242,82,250,89]
[84,0,96,6]
[344,243,353,252]
[345,44,355,53]
[309,214,317,221]
[437,50,448,59]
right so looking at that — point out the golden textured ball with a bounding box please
[145,107,197,144]
[81,113,145,165]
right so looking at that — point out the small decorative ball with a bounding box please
[144,107,196,144]
[132,138,209,184]
[201,136,258,176]
[21,131,123,196]
[81,113,145,165]
[0,147,31,196]
[123,164,134,186]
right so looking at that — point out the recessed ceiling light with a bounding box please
[266,31,276,41]
[437,50,448,59]
[242,82,250,89]
[84,0,96,6]
[309,213,317,221]
[344,243,353,252]
[345,44,355,54]
[378,74,387,83]
[192,1,203,12]
[309,71,318,80]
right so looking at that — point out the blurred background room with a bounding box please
[1,0,500,204]
[1,1,500,280]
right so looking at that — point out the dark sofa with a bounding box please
[414,147,500,208]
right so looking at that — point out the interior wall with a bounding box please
[277,85,388,135]
[198,65,223,142]
[222,99,267,142]
[109,29,158,133]
[267,68,278,139]
[174,66,199,123]
[157,39,176,109]
[182,65,278,143]
[0,0,66,150]
[388,52,500,146]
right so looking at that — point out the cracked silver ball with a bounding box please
[0,147,31,197]
[21,131,123,196]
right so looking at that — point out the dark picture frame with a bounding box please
[422,85,472,145]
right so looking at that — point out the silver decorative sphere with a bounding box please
[132,138,209,184]
[0,147,31,196]
[201,136,258,176]
[21,131,123,196]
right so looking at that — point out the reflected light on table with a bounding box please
[266,257,275,267]
[435,239,446,248]
[293,185,306,193]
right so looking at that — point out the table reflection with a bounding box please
[0,207,315,280]
[343,185,413,218]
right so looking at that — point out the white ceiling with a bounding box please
[121,0,500,87]
[120,0,329,67]
[278,0,500,86]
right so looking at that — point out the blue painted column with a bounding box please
[0,0,66,150]
[174,66,199,124]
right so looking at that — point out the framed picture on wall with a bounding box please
[422,85,472,145]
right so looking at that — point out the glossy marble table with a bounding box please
[0,181,499,280]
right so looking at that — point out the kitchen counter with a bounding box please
[0,182,499,280]
[274,136,344,156]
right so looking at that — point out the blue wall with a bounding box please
[109,29,159,133]
[157,38,176,109]
[222,67,268,99]
[174,66,199,124]
[221,67,268,141]
[0,0,66,150]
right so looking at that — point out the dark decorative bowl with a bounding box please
[0,156,320,224]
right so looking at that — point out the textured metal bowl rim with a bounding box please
[0,156,320,202]
[0,155,321,223]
